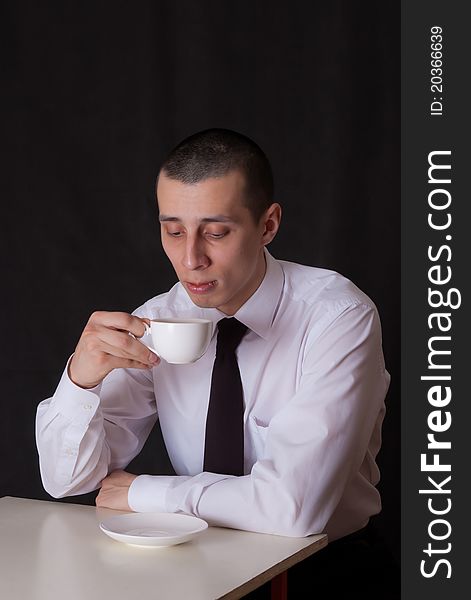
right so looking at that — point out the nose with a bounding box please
[181,236,210,270]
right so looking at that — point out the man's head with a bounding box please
[156,128,281,315]
[158,128,274,223]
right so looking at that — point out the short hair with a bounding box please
[159,128,274,222]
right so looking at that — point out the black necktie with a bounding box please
[203,318,248,476]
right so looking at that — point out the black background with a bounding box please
[1,0,400,566]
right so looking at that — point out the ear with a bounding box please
[261,203,282,245]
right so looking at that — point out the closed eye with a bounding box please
[207,232,228,239]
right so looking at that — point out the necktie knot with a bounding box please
[216,318,248,353]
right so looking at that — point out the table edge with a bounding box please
[218,534,328,600]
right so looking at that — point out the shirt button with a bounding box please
[65,448,76,456]
[83,403,93,410]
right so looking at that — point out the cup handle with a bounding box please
[129,323,159,356]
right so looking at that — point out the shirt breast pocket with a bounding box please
[250,415,269,459]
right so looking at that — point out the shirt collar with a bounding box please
[175,248,284,340]
[233,249,284,339]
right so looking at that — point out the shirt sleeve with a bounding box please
[127,303,390,537]
[35,356,158,498]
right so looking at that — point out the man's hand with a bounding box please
[68,311,160,389]
[96,470,138,511]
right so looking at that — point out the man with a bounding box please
[36,128,392,592]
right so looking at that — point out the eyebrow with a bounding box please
[159,215,236,223]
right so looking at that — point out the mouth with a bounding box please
[185,280,217,294]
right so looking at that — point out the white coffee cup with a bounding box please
[143,318,213,364]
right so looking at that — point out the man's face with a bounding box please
[157,170,277,315]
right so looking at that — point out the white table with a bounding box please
[0,496,327,599]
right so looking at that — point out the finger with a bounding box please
[96,488,111,507]
[94,327,159,364]
[140,317,151,331]
[93,340,159,370]
[89,311,148,338]
[96,488,130,511]
[106,354,159,371]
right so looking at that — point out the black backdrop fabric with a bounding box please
[1,0,400,562]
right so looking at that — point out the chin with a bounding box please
[188,294,219,309]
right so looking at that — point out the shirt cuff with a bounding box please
[128,475,178,512]
[52,355,102,425]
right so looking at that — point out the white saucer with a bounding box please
[99,512,208,548]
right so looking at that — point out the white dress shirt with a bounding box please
[36,250,390,540]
